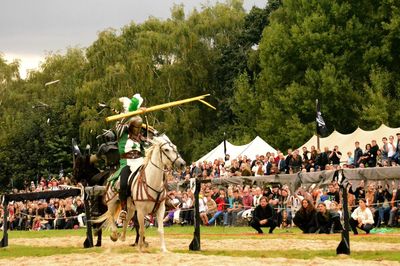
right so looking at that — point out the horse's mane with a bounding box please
[143,136,161,166]
[143,135,167,166]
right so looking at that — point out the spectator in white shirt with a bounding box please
[350,198,374,235]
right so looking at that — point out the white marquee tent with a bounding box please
[197,136,277,163]
[299,124,400,161]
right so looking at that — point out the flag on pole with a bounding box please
[316,99,328,136]
[223,132,227,156]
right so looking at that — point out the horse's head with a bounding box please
[72,139,100,185]
[150,134,186,170]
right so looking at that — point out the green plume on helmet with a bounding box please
[128,93,143,112]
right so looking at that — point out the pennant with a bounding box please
[316,99,328,136]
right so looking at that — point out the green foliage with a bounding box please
[256,0,400,150]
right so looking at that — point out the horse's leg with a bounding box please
[131,211,149,247]
[157,202,167,252]
[95,228,102,247]
[132,211,140,247]
[120,200,135,242]
[109,198,120,242]
[136,208,146,252]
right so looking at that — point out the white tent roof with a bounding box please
[237,136,277,159]
[299,124,400,161]
[196,136,277,163]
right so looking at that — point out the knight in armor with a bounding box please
[115,94,146,221]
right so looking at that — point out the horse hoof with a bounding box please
[110,232,120,242]
[119,236,126,242]
[130,243,138,247]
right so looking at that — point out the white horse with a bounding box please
[94,134,185,252]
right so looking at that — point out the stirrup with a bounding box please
[118,210,128,221]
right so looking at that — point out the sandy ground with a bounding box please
[3,235,400,266]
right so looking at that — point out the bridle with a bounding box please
[150,138,182,172]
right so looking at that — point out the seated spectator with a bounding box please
[249,196,276,234]
[64,203,77,229]
[180,192,193,226]
[237,187,253,218]
[252,160,265,177]
[200,193,217,225]
[389,184,399,227]
[224,189,243,226]
[75,197,86,228]
[375,184,392,226]
[293,199,317,233]
[350,198,374,235]
[315,202,342,234]
[208,189,228,225]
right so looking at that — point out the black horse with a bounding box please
[72,137,111,247]
[72,129,150,248]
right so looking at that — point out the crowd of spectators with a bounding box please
[2,134,400,234]
[172,134,400,181]
[1,176,86,231]
[162,178,400,234]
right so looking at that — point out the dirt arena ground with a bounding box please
[2,234,399,266]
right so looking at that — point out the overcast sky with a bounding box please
[1,0,266,77]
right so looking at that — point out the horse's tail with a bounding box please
[92,203,121,230]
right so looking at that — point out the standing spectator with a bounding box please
[388,135,396,164]
[395,133,400,163]
[350,198,374,235]
[381,137,389,162]
[329,145,342,166]
[285,149,293,173]
[309,146,318,170]
[353,141,363,167]
[317,147,329,170]
[290,150,303,173]
[369,140,379,167]
[249,196,277,234]
[277,153,286,174]
[302,146,311,171]
[358,144,371,166]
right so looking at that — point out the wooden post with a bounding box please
[83,188,94,248]
[0,199,8,248]
[189,178,201,251]
[337,170,350,255]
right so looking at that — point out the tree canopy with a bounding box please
[1,0,400,190]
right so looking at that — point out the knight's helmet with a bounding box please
[128,116,143,137]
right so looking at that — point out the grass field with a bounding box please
[1,226,399,265]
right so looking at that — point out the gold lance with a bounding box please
[105,94,216,122]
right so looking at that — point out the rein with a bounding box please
[133,139,180,214]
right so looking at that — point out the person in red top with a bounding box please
[237,187,253,219]
[207,189,228,225]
